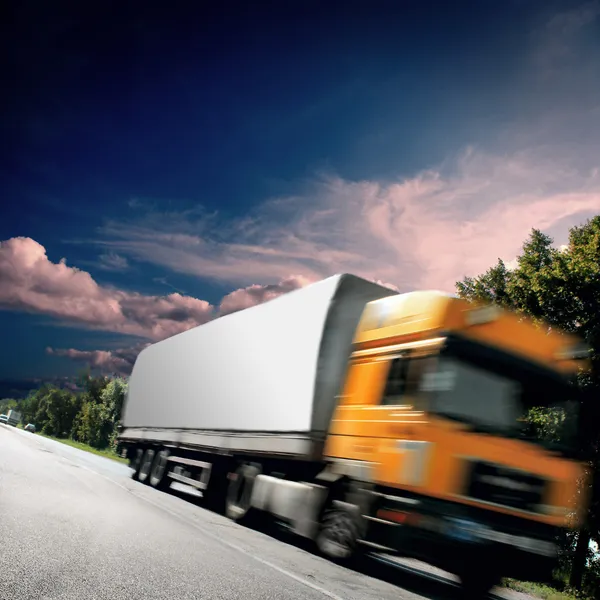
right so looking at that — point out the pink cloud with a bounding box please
[0,237,214,340]
[46,343,150,376]
[93,146,600,295]
[0,238,322,373]
[218,274,314,315]
[47,273,396,374]
[97,252,129,272]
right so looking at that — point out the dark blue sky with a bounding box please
[1,0,599,383]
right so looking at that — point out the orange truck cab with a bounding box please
[323,291,589,596]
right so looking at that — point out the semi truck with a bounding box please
[118,273,591,598]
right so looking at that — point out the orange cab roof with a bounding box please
[354,291,589,375]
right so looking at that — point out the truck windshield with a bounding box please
[421,338,580,457]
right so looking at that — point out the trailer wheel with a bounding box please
[225,464,261,523]
[131,448,144,480]
[138,449,155,485]
[149,449,170,490]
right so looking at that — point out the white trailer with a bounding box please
[120,274,397,460]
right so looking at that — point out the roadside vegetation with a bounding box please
[37,433,129,464]
[2,373,128,458]
[1,216,599,599]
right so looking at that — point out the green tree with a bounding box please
[456,216,600,590]
[100,377,128,449]
[17,374,127,454]
[70,375,126,449]
[19,385,81,437]
[100,378,127,423]
[77,370,110,404]
[74,401,113,448]
[43,388,81,438]
[20,383,55,433]
[0,397,18,415]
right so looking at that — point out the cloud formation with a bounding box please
[43,273,398,375]
[0,237,214,340]
[0,237,323,374]
[97,252,129,272]
[6,3,600,378]
[95,146,600,294]
[219,274,313,315]
[46,343,150,376]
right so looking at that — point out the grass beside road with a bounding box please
[503,578,586,600]
[37,433,129,464]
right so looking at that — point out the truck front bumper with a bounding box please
[365,490,561,582]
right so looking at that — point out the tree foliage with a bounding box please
[10,374,127,451]
[456,216,600,592]
[0,397,18,415]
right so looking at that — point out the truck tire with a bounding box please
[149,449,170,490]
[225,464,261,524]
[131,448,144,480]
[315,503,363,564]
[138,449,155,485]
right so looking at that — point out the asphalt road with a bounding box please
[0,425,533,600]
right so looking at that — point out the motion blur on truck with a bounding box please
[117,273,591,599]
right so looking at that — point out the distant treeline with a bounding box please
[2,372,127,451]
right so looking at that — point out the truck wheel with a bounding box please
[138,449,155,485]
[225,464,261,523]
[149,449,170,490]
[131,448,144,480]
[315,504,363,564]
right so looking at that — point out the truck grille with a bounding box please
[464,460,546,514]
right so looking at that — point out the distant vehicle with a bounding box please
[7,409,21,427]
[0,414,7,424]
[24,423,36,433]
[119,273,592,599]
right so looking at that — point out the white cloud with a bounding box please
[97,252,129,272]
[94,145,600,294]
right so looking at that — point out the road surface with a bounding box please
[0,424,533,600]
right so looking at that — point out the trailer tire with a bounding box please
[138,449,155,485]
[131,448,144,480]
[225,464,261,524]
[149,449,170,490]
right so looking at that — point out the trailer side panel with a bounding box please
[123,275,343,433]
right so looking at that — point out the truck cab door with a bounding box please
[375,351,438,489]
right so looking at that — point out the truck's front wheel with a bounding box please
[315,503,363,564]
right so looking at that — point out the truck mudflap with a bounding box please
[364,489,560,583]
